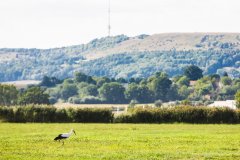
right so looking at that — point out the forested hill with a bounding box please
[0,33,240,81]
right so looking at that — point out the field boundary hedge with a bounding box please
[0,105,239,123]
[114,106,240,124]
[0,105,113,123]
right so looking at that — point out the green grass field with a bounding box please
[0,124,240,160]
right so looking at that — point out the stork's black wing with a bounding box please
[54,134,63,140]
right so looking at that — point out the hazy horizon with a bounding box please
[0,0,240,49]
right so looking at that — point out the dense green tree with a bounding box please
[210,74,220,81]
[74,72,88,82]
[116,78,127,83]
[77,82,89,89]
[96,77,111,87]
[221,86,237,97]
[75,72,96,84]
[210,74,221,90]
[18,87,49,105]
[80,84,98,97]
[125,83,138,101]
[51,77,62,84]
[233,79,240,85]
[178,85,191,100]
[148,73,172,101]
[184,65,203,80]
[40,76,52,87]
[60,84,78,100]
[86,76,96,84]
[176,76,190,86]
[140,79,147,85]
[166,84,180,101]
[40,76,61,87]
[63,79,74,84]
[98,82,126,103]
[128,78,142,84]
[45,86,61,103]
[128,78,136,83]
[223,72,228,77]
[125,83,154,103]
[0,84,18,106]
[110,78,116,82]
[221,77,232,85]
[193,77,213,97]
[172,75,183,83]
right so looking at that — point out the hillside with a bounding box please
[0,33,240,81]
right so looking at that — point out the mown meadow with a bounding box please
[0,123,240,160]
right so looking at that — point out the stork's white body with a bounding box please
[60,130,75,138]
[60,133,71,138]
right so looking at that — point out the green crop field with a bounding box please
[0,124,240,160]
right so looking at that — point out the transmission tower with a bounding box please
[108,0,111,37]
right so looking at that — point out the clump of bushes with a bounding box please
[115,106,240,124]
[0,105,239,124]
[0,105,113,123]
[154,100,163,107]
[68,96,103,104]
[69,108,113,122]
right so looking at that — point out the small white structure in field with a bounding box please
[208,100,236,110]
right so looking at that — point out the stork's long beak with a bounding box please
[73,130,76,135]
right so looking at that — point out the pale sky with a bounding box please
[0,0,239,48]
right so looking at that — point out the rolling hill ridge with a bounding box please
[0,33,239,81]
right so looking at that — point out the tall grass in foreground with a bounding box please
[0,124,240,160]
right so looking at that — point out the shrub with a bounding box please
[10,105,57,122]
[154,100,162,107]
[54,108,71,122]
[0,106,14,122]
[68,97,81,104]
[181,100,191,105]
[129,99,138,108]
[114,114,133,123]
[80,96,103,104]
[71,108,113,123]
[205,107,238,123]
[116,106,239,124]
[237,110,240,121]
[0,105,113,123]
[49,97,58,104]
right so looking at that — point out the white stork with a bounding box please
[54,129,76,145]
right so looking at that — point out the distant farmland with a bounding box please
[1,80,40,89]
[54,103,129,114]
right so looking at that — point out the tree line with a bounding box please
[0,85,49,106]
[0,65,240,107]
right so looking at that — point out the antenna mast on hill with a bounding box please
[108,0,111,37]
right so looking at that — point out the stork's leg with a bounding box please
[62,140,64,146]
